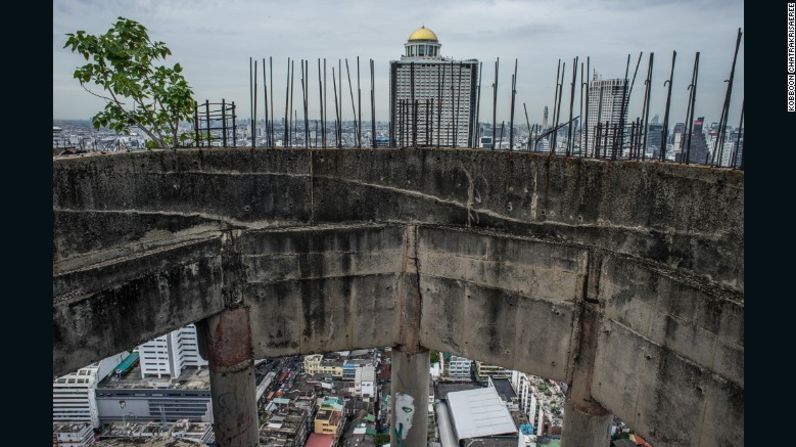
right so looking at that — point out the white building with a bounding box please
[53,352,128,429]
[511,371,540,430]
[354,364,376,398]
[53,422,95,447]
[474,361,511,381]
[390,26,479,147]
[138,324,207,378]
[585,76,628,157]
[509,371,563,436]
[440,354,472,381]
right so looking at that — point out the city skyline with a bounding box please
[53,0,744,127]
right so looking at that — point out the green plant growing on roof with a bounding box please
[64,17,195,149]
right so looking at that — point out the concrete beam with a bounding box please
[390,347,429,447]
[53,149,744,447]
[53,235,226,376]
[197,308,258,447]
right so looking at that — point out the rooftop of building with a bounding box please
[436,382,484,400]
[95,438,199,447]
[490,378,517,401]
[97,364,210,391]
[99,419,212,441]
[53,422,92,433]
[306,433,336,447]
[446,386,518,441]
[316,408,343,425]
[456,437,520,447]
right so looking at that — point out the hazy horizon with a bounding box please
[53,0,744,127]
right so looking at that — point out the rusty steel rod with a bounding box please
[566,56,578,156]
[614,54,631,159]
[684,52,700,164]
[493,57,499,149]
[317,59,324,148]
[357,56,362,148]
[552,61,565,153]
[370,58,376,148]
[262,58,269,149]
[331,66,340,148]
[283,58,290,146]
[269,57,274,147]
[584,57,590,157]
[474,61,483,148]
[732,98,744,169]
[641,53,654,159]
[523,102,531,150]
[579,61,584,155]
[345,59,357,147]
[437,64,443,147]
[509,58,518,151]
[713,28,743,166]
[660,51,676,161]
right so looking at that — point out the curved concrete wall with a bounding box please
[53,148,743,447]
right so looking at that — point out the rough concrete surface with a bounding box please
[53,148,743,447]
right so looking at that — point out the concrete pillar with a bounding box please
[561,400,612,447]
[197,308,259,447]
[561,264,612,447]
[390,347,429,447]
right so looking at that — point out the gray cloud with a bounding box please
[53,0,743,126]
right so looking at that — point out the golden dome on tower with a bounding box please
[408,26,438,42]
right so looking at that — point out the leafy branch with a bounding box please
[64,17,195,148]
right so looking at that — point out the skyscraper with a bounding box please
[53,352,128,428]
[138,324,207,378]
[585,76,628,156]
[675,116,709,163]
[542,106,549,129]
[389,26,478,147]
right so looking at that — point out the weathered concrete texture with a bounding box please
[309,148,743,291]
[53,235,226,375]
[52,149,744,447]
[390,348,430,447]
[240,225,405,357]
[600,256,743,386]
[560,400,612,447]
[592,320,743,447]
[53,209,227,265]
[418,226,585,380]
[197,309,258,447]
[53,149,314,227]
[590,254,743,447]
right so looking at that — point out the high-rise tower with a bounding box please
[585,76,628,156]
[138,324,207,378]
[543,106,549,129]
[389,26,478,147]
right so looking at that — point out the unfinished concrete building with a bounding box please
[53,147,743,447]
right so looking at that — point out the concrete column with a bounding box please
[561,400,612,446]
[197,308,259,447]
[561,263,612,447]
[390,347,429,447]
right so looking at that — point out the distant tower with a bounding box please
[675,116,709,163]
[543,106,549,129]
[586,77,629,156]
[389,26,479,147]
[138,324,207,378]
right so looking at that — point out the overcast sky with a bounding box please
[53,0,743,126]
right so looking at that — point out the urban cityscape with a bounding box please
[53,2,744,447]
